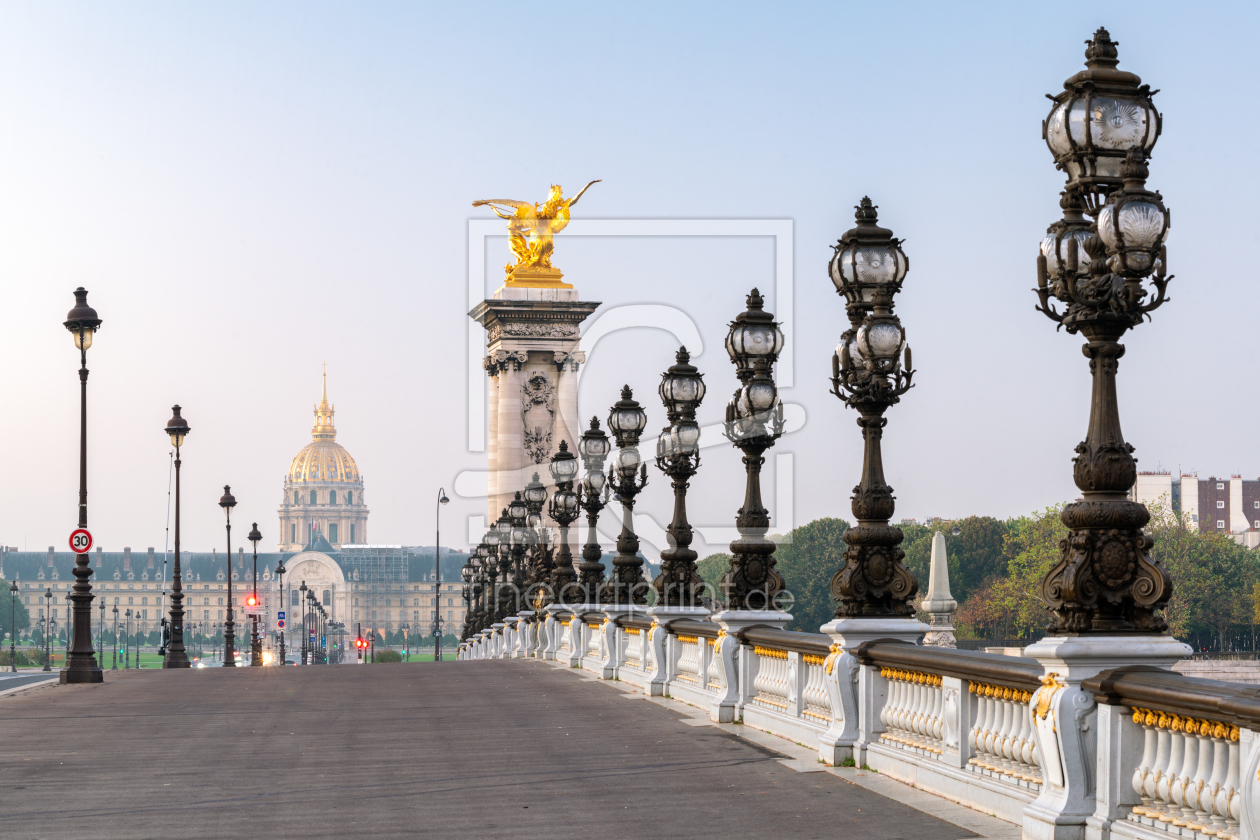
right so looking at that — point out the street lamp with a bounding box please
[124,609,132,669]
[43,587,52,672]
[1033,29,1173,633]
[164,405,192,668]
[218,486,237,666]
[547,441,581,606]
[64,591,72,663]
[576,418,612,603]
[275,557,287,666]
[248,523,262,666]
[9,580,17,672]
[599,387,649,606]
[62,287,104,683]
[298,581,307,664]
[111,605,118,669]
[828,201,920,618]
[721,289,786,611]
[653,347,707,608]
[521,473,550,605]
[98,596,105,662]
[434,487,449,663]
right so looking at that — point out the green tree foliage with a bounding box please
[773,518,851,634]
[0,582,30,637]
[695,553,730,599]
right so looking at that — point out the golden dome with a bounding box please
[285,372,362,485]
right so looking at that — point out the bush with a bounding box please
[373,650,402,663]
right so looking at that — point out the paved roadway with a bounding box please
[0,661,981,840]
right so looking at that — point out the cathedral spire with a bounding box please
[313,368,336,440]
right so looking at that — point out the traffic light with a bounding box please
[246,594,259,608]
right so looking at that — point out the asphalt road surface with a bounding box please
[0,660,977,839]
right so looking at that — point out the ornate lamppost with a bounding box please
[218,486,237,667]
[163,408,192,669]
[598,387,649,608]
[111,604,118,669]
[1019,31,1190,840]
[43,587,52,672]
[506,496,529,615]
[547,442,581,603]
[9,580,18,672]
[248,523,262,666]
[825,199,921,628]
[62,287,103,683]
[652,347,707,610]
[1032,28,1175,636]
[434,488,449,663]
[298,580,307,664]
[576,419,611,604]
[521,473,550,601]
[124,609,131,669]
[275,557,287,665]
[718,290,786,617]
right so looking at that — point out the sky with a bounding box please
[0,1,1256,562]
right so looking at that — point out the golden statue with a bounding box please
[474,180,600,288]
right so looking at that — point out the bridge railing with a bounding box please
[456,617,1260,839]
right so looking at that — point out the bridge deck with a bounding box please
[1,660,995,839]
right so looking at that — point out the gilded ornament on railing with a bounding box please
[677,635,699,645]
[754,646,788,660]
[824,643,841,676]
[472,181,600,288]
[1034,673,1065,720]
[802,653,826,667]
[879,667,942,686]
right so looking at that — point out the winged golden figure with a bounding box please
[474,180,600,286]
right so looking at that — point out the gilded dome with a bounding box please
[285,372,362,485]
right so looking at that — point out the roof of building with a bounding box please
[287,372,362,486]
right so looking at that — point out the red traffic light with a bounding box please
[246,595,259,607]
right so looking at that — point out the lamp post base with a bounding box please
[59,667,104,684]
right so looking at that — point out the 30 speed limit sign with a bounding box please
[69,528,93,554]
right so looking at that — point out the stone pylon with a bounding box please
[470,287,600,525]
[919,531,957,648]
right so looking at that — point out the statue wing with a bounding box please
[472,199,532,209]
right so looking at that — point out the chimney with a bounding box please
[47,546,54,567]
[123,547,131,571]
[147,548,155,569]
[95,546,103,567]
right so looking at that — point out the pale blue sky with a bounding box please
[0,2,1256,559]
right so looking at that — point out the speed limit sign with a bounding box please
[69,528,93,554]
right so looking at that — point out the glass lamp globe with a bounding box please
[583,470,606,495]
[608,386,647,441]
[725,289,785,369]
[548,440,579,485]
[523,475,548,509]
[856,320,905,367]
[828,198,908,306]
[578,417,611,462]
[659,346,706,417]
[674,420,701,454]
[508,493,528,524]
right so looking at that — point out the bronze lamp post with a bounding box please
[218,486,237,666]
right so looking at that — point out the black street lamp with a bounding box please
[248,523,262,666]
[98,597,105,662]
[218,486,237,666]
[599,387,649,606]
[1033,29,1173,633]
[124,609,132,669]
[828,201,920,617]
[298,581,307,664]
[721,289,787,611]
[276,557,287,665]
[486,521,505,624]
[43,587,52,672]
[547,442,581,606]
[653,347,707,608]
[576,419,611,603]
[163,406,192,667]
[434,488,449,663]
[521,474,550,610]
[62,287,104,684]
[9,580,17,672]
[111,605,118,669]
[64,591,72,663]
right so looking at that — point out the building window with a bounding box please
[1255,520,1260,529]
[1217,520,1226,529]
[1254,501,1259,509]
[350,524,355,543]
[310,490,317,505]
[291,524,296,543]
[329,523,338,544]
[323,590,330,606]
[128,597,133,605]
[329,490,337,505]
[204,610,209,620]
[347,492,353,505]
[218,610,223,619]
[1217,483,1225,490]
[1218,501,1226,509]
[294,491,300,504]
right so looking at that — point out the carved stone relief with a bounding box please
[522,371,556,464]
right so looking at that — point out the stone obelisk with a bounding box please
[919,531,957,648]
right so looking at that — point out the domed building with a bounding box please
[277,374,369,551]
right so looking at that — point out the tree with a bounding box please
[695,553,730,603]
[0,583,30,639]
[773,517,851,634]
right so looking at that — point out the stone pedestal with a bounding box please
[646,606,710,696]
[490,622,506,659]
[920,531,958,648]
[512,611,534,658]
[820,617,928,765]
[541,604,568,661]
[1021,633,1192,840]
[709,610,792,722]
